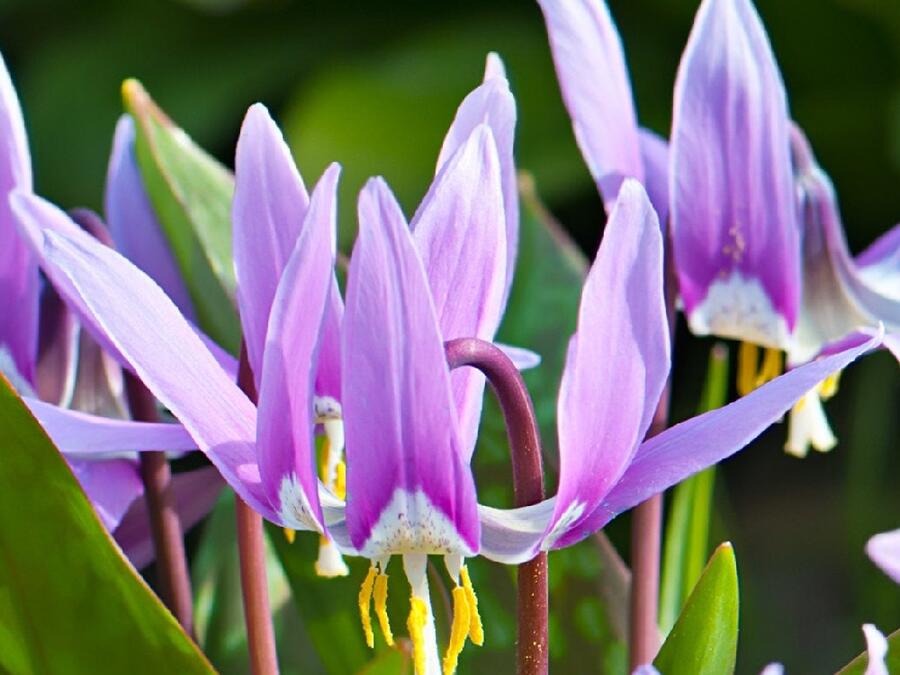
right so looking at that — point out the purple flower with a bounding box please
[18,145,878,672]
[0,52,216,556]
[867,528,900,585]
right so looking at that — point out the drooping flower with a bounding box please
[18,154,878,673]
[0,51,217,552]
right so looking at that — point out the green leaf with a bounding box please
[660,344,730,635]
[836,626,900,675]
[0,376,215,675]
[122,79,240,353]
[654,543,739,675]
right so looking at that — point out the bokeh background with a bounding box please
[2,0,897,672]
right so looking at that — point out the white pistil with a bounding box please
[403,553,440,675]
[785,388,837,457]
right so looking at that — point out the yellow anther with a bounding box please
[459,565,484,645]
[755,348,783,388]
[737,341,759,396]
[373,572,394,646]
[443,586,471,675]
[358,565,377,648]
[818,372,841,400]
[793,394,809,414]
[283,528,296,544]
[318,436,331,480]
[334,460,347,500]
[407,596,429,675]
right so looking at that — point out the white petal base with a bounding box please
[688,272,791,350]
[315,537,350,577]
[278,473,322,531]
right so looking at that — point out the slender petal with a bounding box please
[68,458,143,532]
[593,331,880,531]
[436,54,518,298]
[106,115,195,319]
[256,164,340,531]
[867,528,900,584]
[35,284,80,406]
[538,0,643,207]
[789,126,900,363]
[115,467,224,569]
[862,624,889,675]
[24,396,196,457]
[670,0,798,349]
[32,222,276,520]
[343,178,479,557]
[0,52,37,384]
[413,124,506,458]
[547,179,669,549]
[233,103,310,386]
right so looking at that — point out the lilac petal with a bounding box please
[862,624,889,675]
[24,397,196,457]
[315,277,344,402]
[670,0,798,349]
[413,125,506,459]
[548,179,668,547]
[68,330,129,419]
[857,222,900,270]
[105,115,195,320]
[638,128,669,228]
[68,457,143,532]
[343,178,479,556]
[35,284,80,406]
[497,343,541,371]
[33,222,277,521]
[477,499,554,564]
[115,467,223,569]
[867,528,900,584]
[0,53,37,384]
[436,55,518,299]
[789,127,900,363]
[233,103,310,386]
[579,332,880,539]
[538,0,642,208]
[256,164,340,532]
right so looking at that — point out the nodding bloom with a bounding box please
[540,0,899,457]
[0,51,217,560]
[17,136,878,675]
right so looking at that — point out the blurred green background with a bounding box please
[2,0,898,672]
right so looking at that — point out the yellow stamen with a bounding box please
[818,372,841,400]
[459,565,484,645]
[408,596,429,675]
[443,586,471,675]
[358,565,377,648]
[334,460,346,500]
[755,347,783,388]
[318,436,331,481]
[283,528,296,544]
[373,572,394,646]
[737,341,759,396]
[793,394,809,414]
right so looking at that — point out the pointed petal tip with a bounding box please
[483,52,508,82]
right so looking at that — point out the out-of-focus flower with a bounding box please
[867,528,900,585]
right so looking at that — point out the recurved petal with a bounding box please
[546,179,669,549]
[789,126,900,364]
[0,52,37,385]
[33,221,276,521]
[538,0,642,207]
[233,103,310,386]
[436,54,518,299]
[343,178,479,557]
[581,331,880,538]
[413,124,506,459]
[24,397,196,457]
[256,164,340,532]
[68,458,143,532]
[670,0,798,349]
[106,115,195,320]
[867,528,900,585]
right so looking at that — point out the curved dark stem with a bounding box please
[236,346,279,675]
[445,337,547,675]
[629,226,678,670]
[124,374,195,637]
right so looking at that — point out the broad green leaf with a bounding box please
[654,543,739,675]
[193,492,323,675]
[0,376,214,675]
[837,627,899,675]
[660,344,729,635]
[123,79,240,353]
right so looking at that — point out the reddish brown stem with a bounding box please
[124,374,194,637]
[445,338,548,675]
[235,346,279,675]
